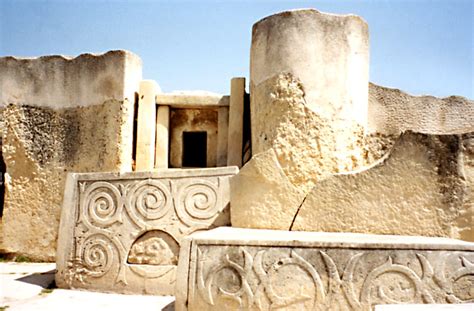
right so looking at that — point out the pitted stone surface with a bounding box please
[0,51,142,260]
[369,83,474,135]
[176,227,474,311]
[55,167,237,295]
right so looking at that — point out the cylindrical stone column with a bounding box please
[249,9,369,192]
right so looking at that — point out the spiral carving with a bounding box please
[127,180,172,223]
[82,182,122,227]
[80,234,115,277]
[176,180,219,226]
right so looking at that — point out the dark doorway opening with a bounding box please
[182,131,207,168]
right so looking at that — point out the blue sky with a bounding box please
[1,0,472,98]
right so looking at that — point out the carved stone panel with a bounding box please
[176,228,474,311]
[55,167,238,295]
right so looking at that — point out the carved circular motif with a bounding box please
[176,180,219,226]
[80,234,115,278]
[82,182,122,227]
[128,180,172,221]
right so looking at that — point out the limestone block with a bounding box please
[156,93,227,108]
[230,149,305,229]
[0,51,142,261]
[55,167,238,295]
[227,77,245,168]
[292,132,473,240]
[155,105,170,169]
[176,227,474,311]
[369,83,474,135]
[135,80,160,171]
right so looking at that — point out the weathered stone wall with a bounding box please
[369,83,474,135]
[0,51,142,260]
[292,132,472,240]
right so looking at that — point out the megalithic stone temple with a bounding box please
[0,7,472,310]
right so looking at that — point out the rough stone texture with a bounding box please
[230,149,305,229]
[369,83,474,135]
[55,167,238,295]
[459,134,474,242]
[169,108,218,168]
[176,227,474,311]
[0,51,142,261]
[292,132,473,241]
[251,73,396,194]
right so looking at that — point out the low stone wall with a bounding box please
[0,51,142,260]
[368,83,474,135]
[176,227,474,311]
[56,167,237,295]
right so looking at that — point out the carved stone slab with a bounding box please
[176,228,474,311]
[55,167,238,295]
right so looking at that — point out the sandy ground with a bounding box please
[0,262,175,310]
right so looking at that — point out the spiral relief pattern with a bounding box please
[176,180,219,226]
[127,180,172,224]
[82,182,122,227]
[80,234,116,278]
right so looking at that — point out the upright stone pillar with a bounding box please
[232,9,370,229]
[217,104,229,167]
[136,80,159,171]
[249,9,369,192]
[155,105,170,168]
[227,77,245,168]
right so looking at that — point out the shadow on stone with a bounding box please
[161,301,175,311]
[16,269,56,288]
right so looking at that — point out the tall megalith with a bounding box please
[231,9,381,229]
